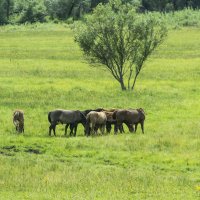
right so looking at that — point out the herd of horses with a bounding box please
[13,108,145,136]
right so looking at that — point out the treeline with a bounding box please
[0,0,200,25]
[141,0,200,11]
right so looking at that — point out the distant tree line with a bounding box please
[141,0,200,12]
[0,0,199,25]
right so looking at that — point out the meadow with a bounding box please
[0,23,200,199]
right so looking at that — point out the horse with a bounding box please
[103,111,118,133]
[85,111,107,136]
[103,109,126,134]
[113,108,145,134]
[13,110,24,133]
[48,109,86,136]
[64,108,104,135]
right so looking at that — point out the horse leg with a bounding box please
[49,125,52,136]
[53,124,56,136]
[101,125,105,135]
[87,126,90,136]
[19,124,23,133]
[92,123,96,135]
[121,124,125,133]
[89,127,92,136]
[87,127,91,136]
[22,124,24,133]
[90,124,93,135]
[94,126,97,135]
[73,123,78,137]
[119,123,123,133]
[106,122,111,134]
[135,123,138,133]
[65,124,70,136]
[69,124,73,137]
[125,123,134,133]
[95,124,99,135]
[114,123,118,134]
[130,124,134,133]
[99,125,102,135]
[140,121,144,134]
[69,123,74,136]
[85,122,90,136]
[16,126,18,133]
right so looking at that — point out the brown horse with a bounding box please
[13,110,24,133]
[85,111,107,136]
[103,111,123,134]
[113,108,145,134]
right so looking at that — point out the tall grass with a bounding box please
[0,23,199,199]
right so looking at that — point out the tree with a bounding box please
[74,0,167,91]
[0,0,13,24]
[4,0,14,19]
[19,0,47,23]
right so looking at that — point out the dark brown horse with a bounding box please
[113,108,145,134]
[103,111,123,134]
[48,109,86,136]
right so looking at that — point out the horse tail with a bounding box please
[112,111,117,120]
[48,112,52,123]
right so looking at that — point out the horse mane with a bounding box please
[80,111,87,121]
[112,110,117,120]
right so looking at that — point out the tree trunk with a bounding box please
[131,73,138,91]
[119,78,126,90]
[68,0,75,19]
[6,0,10,20]
[128,69,133,90]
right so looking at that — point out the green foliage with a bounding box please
[141,0,200,11]
[0,0,200,25]
[165,8,200,28]
[19,0,47,23]
[0,0,7,24]
[44,0,91,21]
[74,0,167,90]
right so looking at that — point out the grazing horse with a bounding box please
[103,111,118,133]
[13,110,24,133]
[48,109,86,136]
[113,108,145,134]
[85,111,107,136]
[82,108,104,117]
[65,108,104,135]
[103,109,125,134]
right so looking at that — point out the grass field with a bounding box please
[0,23,200,199]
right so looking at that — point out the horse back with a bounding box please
[13,110,24,122]
[87,111,106,124]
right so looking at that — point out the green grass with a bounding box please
[0,24,200,199]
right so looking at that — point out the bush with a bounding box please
[19,0,47,23]
[164,8,200,28]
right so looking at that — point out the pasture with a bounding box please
[0,23,200,199]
